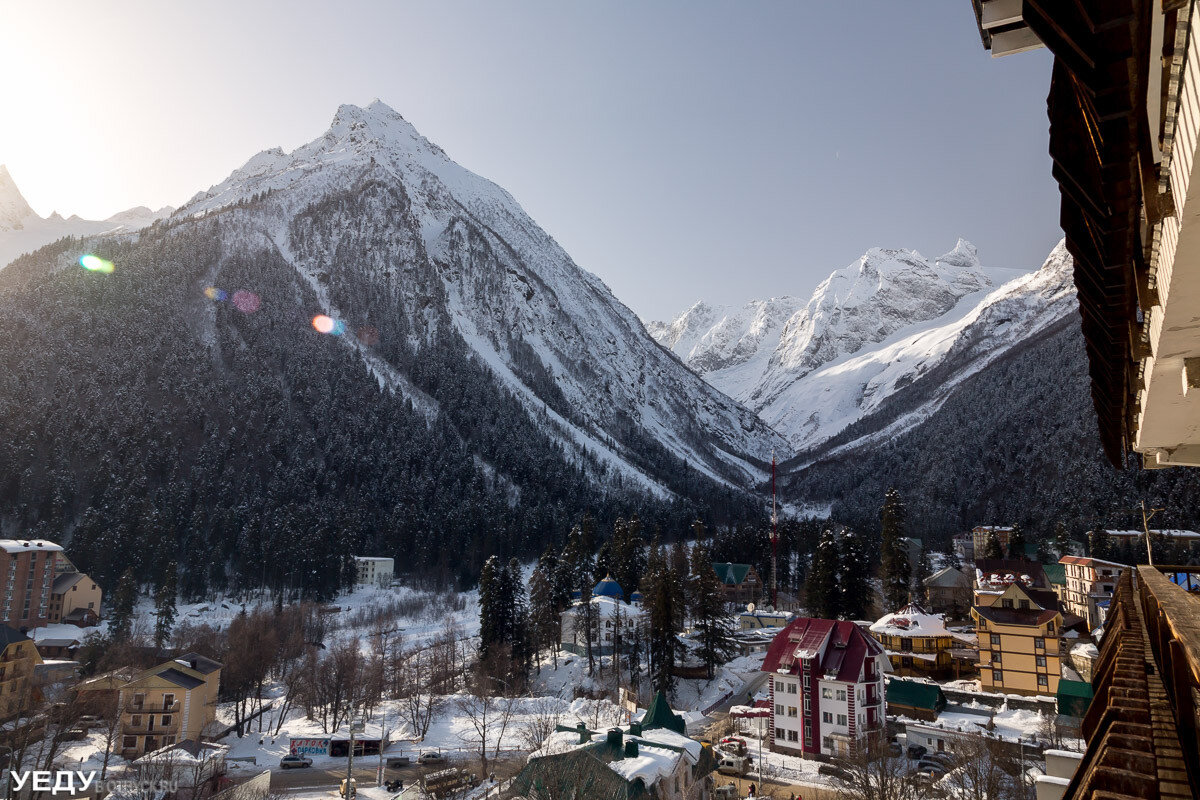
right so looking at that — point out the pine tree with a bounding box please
[879,488,911,610]
[912,544,932,606]
[1007,524,1027,560]
[109,568,137,642]
[983,529,1005,559]
[688,544,736,678]
[839,528,872,620]
[153,561,178,649]
[1054,521,1071,559]
[806,529,842,619]
[507,557,531,686]
[529,554,561,670]
[478,556,501,661]
[669,540,689,631]
[1088,529,1110,559]
[642,542,677,697]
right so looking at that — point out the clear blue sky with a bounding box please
[0,1,1058,320]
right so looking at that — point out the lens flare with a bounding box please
[79,254,114,274]
[232,290,261,313]
[312,315,337,334]
[204,287,228,301]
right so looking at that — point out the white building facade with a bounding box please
[353,556,394,588]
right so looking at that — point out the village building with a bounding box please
[923,566,973,616]
[738,607,794,631]
[511,692,714,800]
[352,556,393,588]
[86,653,225,758]
[1058,556,1126,630]
[971,572,1063,697]
[48,571,102,627]
[952,533,975,563]
[1097,528,1200,555]
[1043,562,1067,606]
[0,625,42,720]
[761,617,887,760]
[0,539,63,630]
[884,678,947,722]
[560,576,640,656]
[868,602,972,680]
[710,563,762,608]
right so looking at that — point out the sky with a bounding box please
[0,1,1059,320]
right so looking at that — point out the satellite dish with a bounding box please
[747,603,756,613]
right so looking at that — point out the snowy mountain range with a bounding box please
[648,240,1077,453]
[0,164,172,269]
[0,101,786,506]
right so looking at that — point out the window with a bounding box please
[822,736,833,751]
[990,634,1001,646]
[822,687,833,699]
[837,714,847,726]
[131,715,142,727]
[123,736,136,749]
[803,674,810,688]
[788,730,798,742]
[787,683,797,694]
[993,651,1002,663]
[775,704,784,716]
[901,656,912,667]
[822,712,832,723]
[803,697,810,712]
[1002,598,1014,608]
[775,681,784,692]
[1018,599,1030,610]
[161,715,172,726]
[787,706,797,718]
[1047,622,1055,634]
[1037,674,1049,687]
[1034,637,1045,649]
[836,689,846,702]
[776,729,785,740]
[992,670,1003,683]
[1036,655,1046,668]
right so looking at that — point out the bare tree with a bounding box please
[396,646,442,740]
[456,663,519,778]
[833,735,922,800]
[517,698,562,753]
[940,734,1024,800]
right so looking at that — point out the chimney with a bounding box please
[576,722,591,744]
[628,721,642,736]
[607,729,623,758]
[624,740,638,758]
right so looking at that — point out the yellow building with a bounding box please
[118,653,223,758]
[0,626,42,720]
[48,572,102,626]
[971,580,1062,697]
[868,602,966,680]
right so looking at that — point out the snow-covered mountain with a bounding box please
[0,165,173,269]
[650,241,1075,452]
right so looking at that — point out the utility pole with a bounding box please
[770,451,778,609]
[1140,501,1165,566]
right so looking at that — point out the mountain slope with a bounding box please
[0,165,173,269]
[0,102,784,595]
[650,242,1066,450]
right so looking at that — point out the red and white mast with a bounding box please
[770,450,778,609]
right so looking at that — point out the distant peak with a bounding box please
[936,238,980,269]
[0,164,36,229]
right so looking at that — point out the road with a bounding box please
[714,774,839,800]
[264,755,528,793]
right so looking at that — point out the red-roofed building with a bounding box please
[760,617,887,760]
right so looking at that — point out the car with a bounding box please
[922,752,955,768]
[914,763,947,779]
[906,744,928,760]
[417,751,446,764]
[718,737,748,756]
[886,741,903,757]
[280,754,313,769]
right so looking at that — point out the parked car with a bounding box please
[718,737,748,756]
[886,741,903,757]
[417,751,446,764]
[907,744,928,760]
[714,782,739,800]
[922,752,955,768]
[914,762,947,779]
[280,754,313,769]
[715,754,750,776]
[385,756,412,768]
[818,762,852,781]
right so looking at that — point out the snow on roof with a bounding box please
[637,726,702,761]
[1103,528,1200,538]
[0,539,63,554]
[566,594,632,619]
[869,603,951,638]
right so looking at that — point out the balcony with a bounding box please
[123,717,180,735]
[128,700,180,713]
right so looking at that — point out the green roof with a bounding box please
[640,691,686,735]
[1057,679,1093,718]
[885,679,946,712]
[712,563,752,586]
[1043,563,1066,586]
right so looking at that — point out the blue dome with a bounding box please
[593,574,623,599]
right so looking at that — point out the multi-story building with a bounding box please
[761,617,887,760]
[48,572,102,626]
[0,540,62,630]
[1098,528,1200,556]
[117,653,222,757]
[711,563,762,608]
[1059,556,1126,630]
[952,534,975,564]
[352,556,393,588]
[971,526,1013,558]
[923,566,973,616]
[867,602,967,680]
[0,626,42,720]
[971,575,1062,697]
